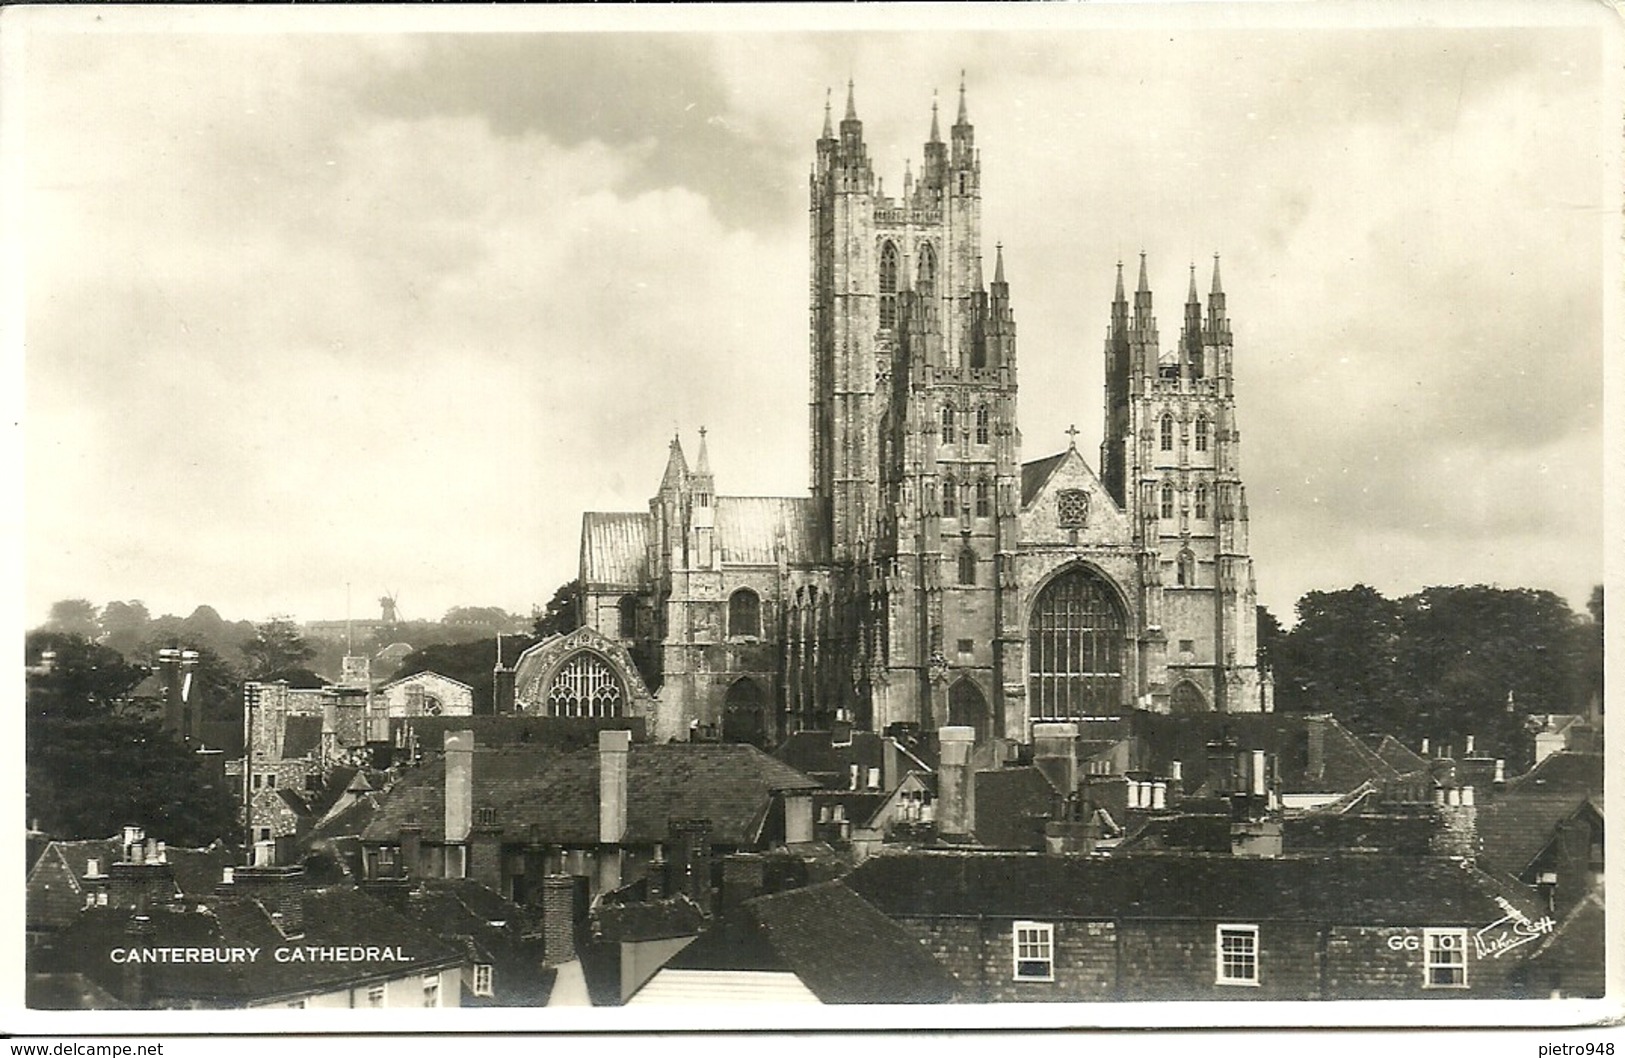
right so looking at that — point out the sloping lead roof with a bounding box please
[362,748,560,844]
[1020,452,1069,507]
[846,850,1544,925]
[715,496,827,566]
[1474,793,1596,878]
[581,512,651,589]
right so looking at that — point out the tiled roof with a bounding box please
[164,846,235,899]
[1371,734,1430,775]
[26,973,127,1010]
[35,839,120,887]
[1506,752,1603,797]
[1118,813,1231,853]
[1475,794,1596,878]
[973,767,1057,850]
[714,496,828,567]
[1520,891,1605,996]
[1282,812,1438,856]
[580,512,652,588]
[740,882,960,1003]
[592,895,708,943]
[281,715,324,760]
[774,731,886,787]
[490,743,822,846]
[1019,451,1068,507]
[41,885,463,1005]
[362,748,559,844]
[307,794,380,845]
[846,850,1544,925]
[1130,711,1398,796]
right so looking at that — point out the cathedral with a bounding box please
[515,80,1272,746]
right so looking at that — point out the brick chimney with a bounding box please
[121,914,154,1008]
[1430,788,1479,859]
[782,789,814,844]
[230,864,307,937]
[720,852,767,917]
[1205,738,1238,796]
[444,729,474,846]
[937,726,976,839]
[1032,722,1079,799]
[598,729,631,891]
[540,874,584,966]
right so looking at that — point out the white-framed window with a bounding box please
[1012,921,1055,982]
[1423,929,1468,989]
[366,984,385,1008]
[423,974,441,1007]
[473,964,494,997]
[1216,924,1259,986]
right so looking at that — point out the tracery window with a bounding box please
[1160,484,1176,520]
[545,653,624,718]
[1028,566,1126,718]
[1056,489,1089,528]
[879,241,900,330]
[941,404,956,445]
[975,405,991,444]
[975,479,992,518]
[1160,415,1175,452]
[729,588,761,638]
[941,474,958,517]
[917,242,937,300]
[1195,415,1211,453]
[958,548,977,585]
[1194,484,1209,520]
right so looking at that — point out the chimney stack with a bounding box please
[444,730,474,846]
[936,727,976,839]
[232,864,307,937]
[540,874,584,966]
[598,729,631,845]
[667,818,714,911]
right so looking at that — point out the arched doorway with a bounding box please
[722,678,769,748]
[1171,680,1207,715]
[1028,565,1128,718]
[948,678,990,743]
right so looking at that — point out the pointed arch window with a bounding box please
[941,404,956,445]
[975,404,991,444]
[942,474,958,517]
[1160,415,1175,452]
[1194,484,1209,520]
[917,242,937,300]
[1195,416,1211,453]
[617,594,638,639]
[1160,484,1176,520]
[879,241,900,330]
[1177,549,1196,587]
[975,478,991,517]
[958,547,977,585]
[729,588,761,638]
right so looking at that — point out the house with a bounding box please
[628,881,958,1005]
[1526,714,1602,765]
[27,828,233,940]
[578,891,709,1005]
[1476,794,1604,918]
[395,878,552,1006]
[843,849,1555,1002]
[376,671,475,718]
[1505,751,1604,798]
[1512,891,1605,999]
[360,729,822,907]
[28,861,464,1009]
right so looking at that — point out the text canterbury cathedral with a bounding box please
[513,80,1272,746]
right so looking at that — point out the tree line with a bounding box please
[1261,583,1602,772]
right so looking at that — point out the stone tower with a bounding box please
[1102,254,1268,712]
[808,78,1014,734]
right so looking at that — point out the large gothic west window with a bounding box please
[879,242,900,330]
[546,653,624,718]
[1028,566,1127,718]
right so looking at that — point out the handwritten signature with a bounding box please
[1473,897,1555,959]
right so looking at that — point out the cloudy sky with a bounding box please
[11,3,1616,629]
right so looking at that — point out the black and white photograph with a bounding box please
[7,1,1618,1036]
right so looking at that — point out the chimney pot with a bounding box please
[1494,759,1506,784]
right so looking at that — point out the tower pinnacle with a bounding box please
[1187,263,1199,304]
[1114,260,1126,303]
[844,79,857,121]
[822,88,833,138]
[973,253,984,291]
[1137,251,1149,294]
[993,243,1005,285]
[957,70,968,124]
[1211,252,1223,295]
[695,425,711,476]
[929,91,941,143]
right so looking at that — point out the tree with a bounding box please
[532,579,581,639]
[26,632,237,846]
[1256,606,1285,673]
[43,599,99,638]
[240,618,318,682]
[98,600,152,657]
[1271,585,1405,731]
[139,636,243,723]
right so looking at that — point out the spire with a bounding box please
[973,253,984,291]
[1210,252,1223,296]
[1114,260,1126,303]
[993,243,1005,285]
[822,88,833,138]
[659,433,689,493]
[695,425,711,476]
[844,79,857,121]
[929,90,941,142]
[1136,251,1149,294]
[957,69,968,124]
[1187,262,1199,305]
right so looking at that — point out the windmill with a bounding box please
[380,591,403,624]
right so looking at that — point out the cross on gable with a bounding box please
[1065,424,1080,446]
